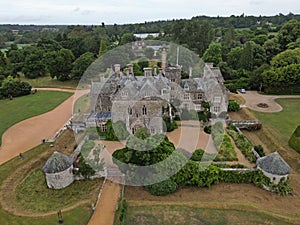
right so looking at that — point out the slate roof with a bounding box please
[88,112,112,120]
[257,152,292,175]
[42,152,73,174]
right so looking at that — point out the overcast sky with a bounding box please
[0,0,299,25]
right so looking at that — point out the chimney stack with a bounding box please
[144,68,152,77]
[114,64,121,76]
[154,65,157,76]
[161,48,166,74]
[127,64,134,75]
[189,66,193,79]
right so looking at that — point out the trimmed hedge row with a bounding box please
[227,128,256,163]
[289,125,300,154]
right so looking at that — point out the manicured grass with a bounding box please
[14,168,102,213]
[0,90,72,145]
[125,205,294,225]
[21,75,78,89]
[252,98,300,148]
[73,93,91,114]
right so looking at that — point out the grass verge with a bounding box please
[252,98,300,149]
[125,203,294,225]
[21,75,78,89]
[0,90,72,145]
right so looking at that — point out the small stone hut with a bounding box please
[257,151,292,185]
[42,151,74,189]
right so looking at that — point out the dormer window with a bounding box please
[121,91,128,98]
[197,93,202,100]
[184,83,189,90]
[145,91,150,97]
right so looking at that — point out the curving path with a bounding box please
[0,88,89,165]
[241,91,300,113]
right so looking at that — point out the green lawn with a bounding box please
[125,205,294,225]
[0,143,96,225]
[22,75,79,89]
[15,168,102,213]
[0,91,72,145]
[252,98,300,148]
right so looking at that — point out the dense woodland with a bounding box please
[0,13,300,97]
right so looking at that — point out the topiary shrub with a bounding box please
[191,149,205,161]
[228,100,240,112]
[204,125,212,134]
[254,145,265,157]
[289,125,300,154]
[146,179,178,196]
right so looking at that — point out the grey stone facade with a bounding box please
[87,51,228,135]
[42,151,74,189]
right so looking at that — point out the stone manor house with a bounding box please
[85,48,228,135]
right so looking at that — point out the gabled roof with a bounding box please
[257,152,292,175]
[43,152,73,174]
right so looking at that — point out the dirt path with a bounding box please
[88,180,121,225]
[241,91,300,113]
[0,88,88,165]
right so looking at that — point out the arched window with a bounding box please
[128,106,132,115]
[142,105,147,115]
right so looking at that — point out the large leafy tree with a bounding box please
[270,48,300,68]
[46,48,75,81]
[277,19,300,50]
[71,52,95,80]
[22,46,46,79]
[262,48,300,93]
[172,20,214,56]
[226,47,243,70]
[202,43,222,66]
[0,75,31,98]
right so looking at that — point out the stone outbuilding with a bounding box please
[42,151,74,189]
[257,151,292,185]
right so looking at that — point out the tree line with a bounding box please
[0,14,299,95]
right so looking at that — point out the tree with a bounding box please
[252,34,268,46]
[0,51,12,77]
[144,47,154,59]
[277,19,300,50]
[226,47,243,69]
[22,46,46,79]
[228,100,240,112]
[146,179,178,196]
[71,52,95,80]
[240,41,254,71]
[120,33,136,45]
[46,48,75,81]
[270,48,300,68]
[0,75,31,98]
[202,43,222,66]
[262,64,300,93]
[222,27,236,51]
[287,38,300,50]
[263,37,281,62]
[98,36,107,57]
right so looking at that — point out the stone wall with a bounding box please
[257,166,288,185]
[45,165,74,189]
